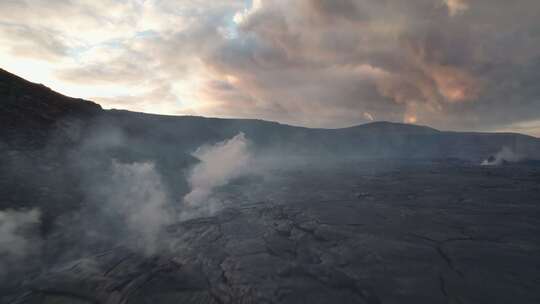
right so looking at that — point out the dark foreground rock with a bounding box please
[6,161,540,304]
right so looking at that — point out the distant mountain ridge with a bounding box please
[1,68,539,162]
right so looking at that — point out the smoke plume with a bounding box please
[481,147,522,166]
[95,161,172,255]
[0,208,41,280]
[183,132,252,207]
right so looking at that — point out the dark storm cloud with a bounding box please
[191,0,540,132]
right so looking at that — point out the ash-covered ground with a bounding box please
[5,160,540,304]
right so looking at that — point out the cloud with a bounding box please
[496,119,540,138]
[1,0,540,135]
[93,83,185,115]
[444,0,469,16]
[0,24,69,61]
[55,44,151,86]
[199,0,540,131]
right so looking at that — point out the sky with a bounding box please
[1,0,539,136]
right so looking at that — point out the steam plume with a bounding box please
[100,161,171,255]
[481,147,522,166]
[184,132,252,206]
[0,208,41,280]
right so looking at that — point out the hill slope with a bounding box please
[0,68,101,148]
[1,67,539,162]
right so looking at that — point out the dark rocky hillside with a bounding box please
[0,68,101,149]
[97,110,540,162]
[1,68,539,162]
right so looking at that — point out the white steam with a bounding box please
[481,147,522,166]
[0,208,41,277]
[184,132,252,206]
[104,161,171,255]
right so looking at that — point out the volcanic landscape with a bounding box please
[1,69,540,304]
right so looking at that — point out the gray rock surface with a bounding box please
[7,161,540,304]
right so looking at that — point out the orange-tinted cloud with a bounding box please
[445,0,469,16]
[428,64,480,103]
